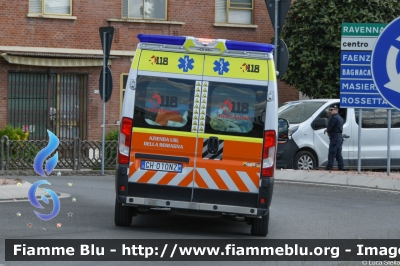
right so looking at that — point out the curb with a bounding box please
[275,169,400,192]
[0,191,65,203]
[275,179,400,193]
[0,170,115,176]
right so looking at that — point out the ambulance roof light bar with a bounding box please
[137,34,186,45]
[225,40,274,53]
[137,34,274,53]
[197,38,214,45]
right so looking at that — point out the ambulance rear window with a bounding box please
[142,80,191,127]
[209,85,256,133]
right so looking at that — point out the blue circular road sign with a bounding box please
[371,17,400,110]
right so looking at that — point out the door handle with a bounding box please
[342,134,350,138]
[207,136,219,154]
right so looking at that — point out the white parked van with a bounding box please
[277,99,400,170]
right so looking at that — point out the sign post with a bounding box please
[340,23,389,108]
[387,109,392,175]
[277,39,289,79]
[99,27,114,175]
[371,17,400,109]
[371,17,400,176]
[265,0,292,74]
[340,23,392,174]
[274,0,278,70]
[265,0,292,37]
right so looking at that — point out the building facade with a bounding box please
[0,0,299,140]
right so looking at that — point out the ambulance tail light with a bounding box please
[118,117,133,164]
[261,130,276,178]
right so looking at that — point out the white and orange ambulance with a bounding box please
[115,34,288,236]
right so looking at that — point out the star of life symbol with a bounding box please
[178,55,194,72]
[213,58,230,75]
[384,36,400,93]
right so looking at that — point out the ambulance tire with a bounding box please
[114,198,135,226]
[250,211,269,236]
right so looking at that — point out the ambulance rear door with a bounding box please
[192,55,274,212]
[127,49,204,203]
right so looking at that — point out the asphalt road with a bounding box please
[1,175,400,266]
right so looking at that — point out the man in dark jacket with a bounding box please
[324,104,344,170]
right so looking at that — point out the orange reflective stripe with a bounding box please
[178,174,194,187]
[225,169,249,192]
[137,171,157,183]
[207,168,229,190]
[128,163,136,177]
[158,172,177,185]
[194,174,208,189]
[128,167,259,192]
[248,171,260,188]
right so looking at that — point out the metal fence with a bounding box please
[0,136,117,171]
[8,72,88,140]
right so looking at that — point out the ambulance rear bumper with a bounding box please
[120,196,267,217]
[116,164,271,217]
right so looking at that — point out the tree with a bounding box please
[281,0,400,98]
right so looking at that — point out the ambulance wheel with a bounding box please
[114,198,136,226]
[250,211,269,236]
[293,150,316,170]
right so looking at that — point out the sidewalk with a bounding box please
[275,169,400,191]
[0,170,115,201]
[1,169,400,201]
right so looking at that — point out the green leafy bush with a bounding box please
[9,143,41,162]
[0,125,37,164]
[105,129,119,141]
[0,125,29,140]
[105,129,119,163]
[281,0,400,98]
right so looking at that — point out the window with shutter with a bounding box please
[29,0,72,15]
[215,0,253,24]
[121,0,167,20]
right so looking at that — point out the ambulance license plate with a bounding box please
[140,161,182,173]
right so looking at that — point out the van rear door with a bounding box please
[191,55,272,210]
[127,50,204,202]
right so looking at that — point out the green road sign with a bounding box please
[341,23,386,37]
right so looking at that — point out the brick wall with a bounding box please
[0,62,7,128]
[0,0,298,139]
[0,1,273,49]
[278,81,299,105]
[0,58,130,140]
